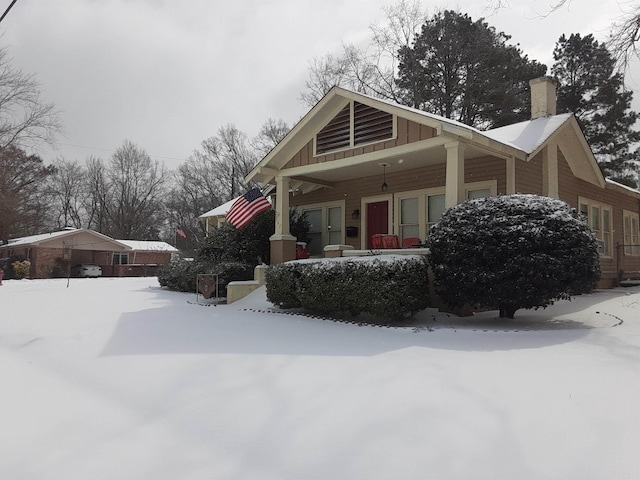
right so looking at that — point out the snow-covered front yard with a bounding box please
[1,276,639,479]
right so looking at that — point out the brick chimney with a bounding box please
[529,76,557,120]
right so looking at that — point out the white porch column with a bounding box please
[542,141,559,199]
[445,141,466,208]
[274,175,290,235]
[270,175,297,263]
[506,157,516,194]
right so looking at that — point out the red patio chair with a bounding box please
[402,237,422,248]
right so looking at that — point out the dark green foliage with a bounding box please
[159,209,310,295]
[198,210,274,265]
[396,10,546,129]
[289,209,311,244]
[266,256,431,323]
[157,259,253,296]
[552,33,640,184]
[427,194,601,319]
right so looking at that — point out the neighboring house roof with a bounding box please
[116,240,178,252]
[198,197,238,219]
[1,228,129,250]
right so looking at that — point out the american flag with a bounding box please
[226,188,271,229]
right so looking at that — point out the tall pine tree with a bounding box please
[396,10,546,129]
[552,33,640,186]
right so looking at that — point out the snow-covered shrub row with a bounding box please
[158,260,253,296]
[265,255,430,322]
[427,194,601,319]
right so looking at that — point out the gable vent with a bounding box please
[353,102,393,146]
[316,104,351,154]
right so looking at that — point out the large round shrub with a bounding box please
[427,194,601,318]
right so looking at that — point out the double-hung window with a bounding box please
[395,188,446,243]
[623,210,640,255]
[579,197,612,256]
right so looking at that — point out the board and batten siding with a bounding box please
[282,118,437,170]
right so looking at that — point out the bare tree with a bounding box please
[95,140,168,239]
[83,155,110,233]
[0,46,62,150]
[487,0,640,70]
[45,158,86,229]
[252,118,290,157]
[300,0,427,106]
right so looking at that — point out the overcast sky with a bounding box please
[1,0,631,169]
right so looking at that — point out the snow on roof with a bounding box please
[3,230,76,247]
[116,240,178,252]
[605,178,640,194]
[198,197,238,219]
[483,113,573,154]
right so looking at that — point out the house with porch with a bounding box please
[246,77,640,288]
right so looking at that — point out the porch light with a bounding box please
[380,163,389,192]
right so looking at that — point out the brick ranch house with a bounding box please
[0,228,177,279]
[246,77,640,288]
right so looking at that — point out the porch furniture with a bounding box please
[402,237,422,248]
[371,234,399,249]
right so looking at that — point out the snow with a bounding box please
[483,113,573,154]
[2,277,640,479]
[116,240,178,252]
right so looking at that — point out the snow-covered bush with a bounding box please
[266,256,430,322]
[427,194,601,319]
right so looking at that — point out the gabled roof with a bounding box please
[247,86,605,189]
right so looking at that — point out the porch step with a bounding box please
[226,265,268,304]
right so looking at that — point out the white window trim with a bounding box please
[394,187,446,242]
[298,200,346,251]
[464,179,498,199]
[623,209,640,256]
[579,196,613,257]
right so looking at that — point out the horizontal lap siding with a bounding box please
[515,154,543,194]
[558,153,640,285]
[283,119,436,170]
[465,156,507,194]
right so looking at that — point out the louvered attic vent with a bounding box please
[316,102,393,154]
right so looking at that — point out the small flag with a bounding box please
[226,188,271,230]
[177,229,187,238]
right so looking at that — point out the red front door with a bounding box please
[367,201,388,248]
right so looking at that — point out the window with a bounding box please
[113,252,129,265]
[427,194,446,232]
[579,197,612,256]
[623,210,640,255]
[400,197,419,240]
[298,202,345,256]
[465,180,497,200]
[394,188,446,243]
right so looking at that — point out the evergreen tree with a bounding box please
[396,10,546,128]
[552,33,640,185]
